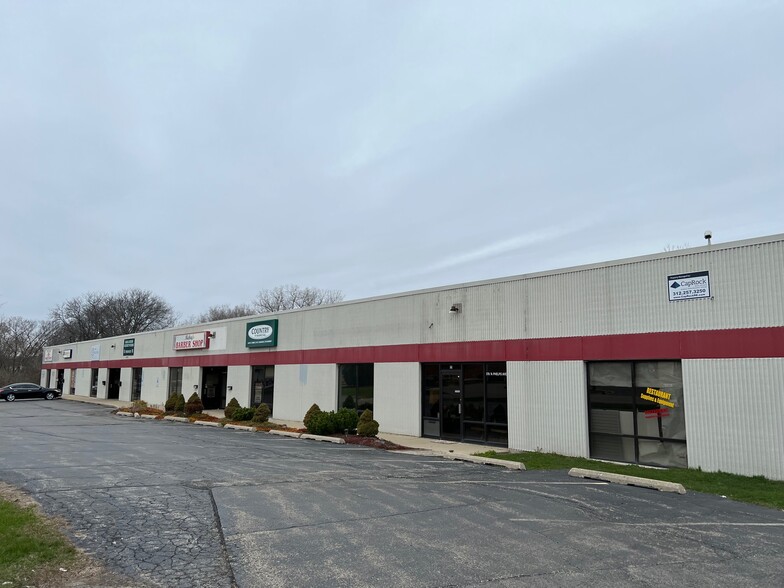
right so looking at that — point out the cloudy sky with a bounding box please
[1,1,782,321]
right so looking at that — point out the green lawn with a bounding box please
[0,498,77,586]
[476,450,784,511]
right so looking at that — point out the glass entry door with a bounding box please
[440,370,462,440]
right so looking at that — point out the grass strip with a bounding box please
[476,450,784,511]
[0,498,77,585]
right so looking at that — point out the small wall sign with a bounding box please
[123,338,135,356]
[62,349,73,359]
[173,332,210,351]
[44,349,53,362]
[246,319,278,348]
[668,271,710,301]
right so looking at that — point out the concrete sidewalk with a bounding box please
[61,395,500,458]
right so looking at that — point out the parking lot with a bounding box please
[1,399,783,587]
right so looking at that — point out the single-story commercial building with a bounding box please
[41,234,784,480]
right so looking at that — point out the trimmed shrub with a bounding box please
[357,409,379,437]
[164,394,178,413]
[252,403,271,423]
[185,392,204,415]
[308,411,337,436]
[174,393,186,413]
[224,397,241,420]
[232,407,256,421]
[303,403,322,431]
[131,400,148,413]
[334,408,359,433]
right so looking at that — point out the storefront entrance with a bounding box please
[107,368,121,400]
[201,367,227,410]
[422,363,508,446]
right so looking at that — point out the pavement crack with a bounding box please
[207,486,238,588]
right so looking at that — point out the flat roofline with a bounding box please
[43,232,784,347]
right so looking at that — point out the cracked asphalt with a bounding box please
[1,400,783,587]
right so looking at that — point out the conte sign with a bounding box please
[173,331,210,351]
[246,319,278,348]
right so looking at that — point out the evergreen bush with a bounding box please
[308,411,337,435]
[232,407,256,421]
[164,394,178,413]
[303,403,322,431]
[224,397,241,419]
[185,392,204,415]
[335,408,359,433]
[174,393,186,413]
[252,403,271,423]
[357,409,379,437]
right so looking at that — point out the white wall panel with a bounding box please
[119,368,133,402]
[182,367,200,401]
[374,363,421,436]
[684,359,784,480]
[273,364,337,422]
[141,367,168,407]
[508,361,589,457]
[227,366,252,407]
[75,368,91,397]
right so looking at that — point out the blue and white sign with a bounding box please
[668,271,711,302]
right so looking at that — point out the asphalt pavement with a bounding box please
[1,399,782,587]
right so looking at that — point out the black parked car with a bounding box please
[0,383,62,402]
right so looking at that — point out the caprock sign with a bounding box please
[668,271,711,302]
[246,319,278,348]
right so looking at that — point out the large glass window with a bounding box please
[588,361,687,468]
[339,364,374,413]
[251,366,275,412]
[420,363,507,446]
[168,368,183,398]
[131,368,142,402]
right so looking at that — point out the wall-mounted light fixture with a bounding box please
[208,331,216,338]
[227,385,233,391]
[110,344,116,349]
[101,380,106,385]
[58,350,62,354]
[449,303,462,314]
[193,384,199,390]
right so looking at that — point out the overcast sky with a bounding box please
[1,1,782,322]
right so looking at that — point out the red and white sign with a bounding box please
[173,332,211,351]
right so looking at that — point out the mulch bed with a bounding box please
[338,435,410,450]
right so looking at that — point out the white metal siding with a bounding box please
[683,358,784,481]
[227,366,252,407]
[508,361,589,457]
[374,363,421,436]
[273,364,338,422]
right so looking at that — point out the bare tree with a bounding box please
[49,289,176,343]
[196,304,256,323]
[253,285,344,313]
[663,243,691,252]
[0,316,55,383]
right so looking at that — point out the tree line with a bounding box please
[0,285,343,385]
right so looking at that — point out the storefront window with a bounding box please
[251,366,275,412]
[168,367,182,398]
[588,361,687,468]
[338,364,374,413]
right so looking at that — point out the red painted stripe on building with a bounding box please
[43,326,784,371]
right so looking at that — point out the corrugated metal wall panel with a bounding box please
[374,363,421,436]
[273,364,338,423]
[684,358,784,481]
[508,361,589,457]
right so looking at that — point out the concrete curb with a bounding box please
[443,453,525,470]
[224,424,255,431]
[568,468,686,494]
[163,416,189,423]
[193,420,222,427]
[269,430,302,439]
[116,411,133,417]
[300,433,346,444]
[140,414,159,420]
